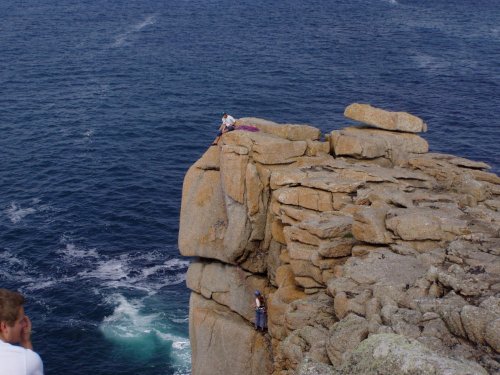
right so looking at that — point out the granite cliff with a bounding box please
[179,104,500,375]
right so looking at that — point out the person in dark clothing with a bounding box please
[254,290,266,332]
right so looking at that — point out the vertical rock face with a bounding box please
[178,105,500,375]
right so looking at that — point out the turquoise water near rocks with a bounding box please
[0,0,498,374]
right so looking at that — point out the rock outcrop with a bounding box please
[179,104,500,375]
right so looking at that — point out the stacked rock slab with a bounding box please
[179,106,500,375]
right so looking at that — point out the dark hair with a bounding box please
[0,289,25,326]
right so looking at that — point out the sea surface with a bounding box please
[0,0,498,374]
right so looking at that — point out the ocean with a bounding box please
[0,0,498,374]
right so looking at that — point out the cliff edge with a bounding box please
[179,104,500,375]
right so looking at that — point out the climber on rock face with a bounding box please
[254,290,266,332]
[212,112,236,145]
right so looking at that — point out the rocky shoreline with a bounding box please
[178,104,500,374]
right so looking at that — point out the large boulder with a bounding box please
[344,103,427,133]
[326,314,369,365]
[330,127,428,160]
[178,148,233,262]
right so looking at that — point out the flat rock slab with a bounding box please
[331,127,428,159]
[344,103,427,133]
[236,117,321,141]
[342,249,426,286]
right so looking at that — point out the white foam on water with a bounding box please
[133,15,157,31]
[79,258,129,281]
[58,243,99,260]
[5,202,36,223]
[0,250,27,267]
[84,129,94,138]
[101,294,157,338]
[99,294,191,372]
[141,258,190,278]
[411,52,451,73]
[69,249,189,294]
[112,14,158,47]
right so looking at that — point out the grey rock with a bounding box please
[326,314,369,365]
[340,333,488,375]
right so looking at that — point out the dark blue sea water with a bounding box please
[0,0,498,374]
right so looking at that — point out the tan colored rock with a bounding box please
[288,241,317,261]
[298,214,353,239]
[189,293,272,375]
[318,237,355,258]
[386,207,470,241]
[236,117,321,141]
[284,225,320,246]
[352,206,393,244]
[311,253,348,270]
[306,139,330,156]
[191,145,221,170]
[269,163,369,193]
[272,220,287,245]
[186,261,268,322]
[296,277,324,290]
[246,162,263,216]
[178,164,230,261]
[344,103,427,133]
[275,186,333,212]
[220,145,248,203]
[224,130,307,164]
[290,259,323,284]
[280,205,322,224]
[456,173,489,202]
[330,127,428,160]
[429,153,491,170]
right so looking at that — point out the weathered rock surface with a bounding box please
[179,106,499,375]
[344,103,428,133]
[189,293,273,375]
[341,334,488,375]
[330,127,429,164]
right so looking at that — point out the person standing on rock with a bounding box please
[254,290,267,332]
[0,288,44,375]
[212,112,236,145]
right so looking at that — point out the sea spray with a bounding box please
[99,294,191,373]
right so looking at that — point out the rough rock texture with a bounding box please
[179,104,500,375]
[342,334,488,375]
[344,103,428,133]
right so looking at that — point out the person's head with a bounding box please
[254,290,261,296]
[222,112,228,118]
[0,289,27,344]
